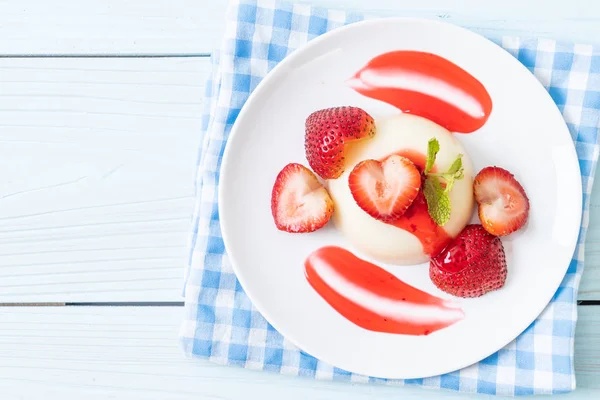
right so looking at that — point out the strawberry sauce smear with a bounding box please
[305,246,464,335]
[348,51,492,133]
[389,192,451,257]
[390,149,452,257]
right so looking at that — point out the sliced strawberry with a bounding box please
[271,163,334,233]
[430,224,507,298]
[348,155,421,221]
[474,166,530,236]
[305,106,376,179]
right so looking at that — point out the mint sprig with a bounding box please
[423,138,464,226]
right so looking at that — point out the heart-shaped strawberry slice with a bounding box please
[271,163,334,233]
[474,166,530,236]
[348,155,421,221]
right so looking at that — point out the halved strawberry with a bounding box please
[348,155,421,221]
[271,163,334,233]
[305,106,376,179]
[474,166,530,236]
[430,224,507,298]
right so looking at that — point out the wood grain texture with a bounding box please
[0,58,210,302]
[0,306,598,400]
[580,177,600,300]
[1,0,599,55]
[0,0,221,55]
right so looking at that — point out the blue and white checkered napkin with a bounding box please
[180,0,600,395]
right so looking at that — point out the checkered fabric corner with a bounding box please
[180,0,600,396]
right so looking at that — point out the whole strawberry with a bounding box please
[305,106,376,179]
[430,224,507,298]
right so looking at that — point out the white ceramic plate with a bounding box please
[219,18,582,379]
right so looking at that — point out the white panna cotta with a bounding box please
[327,114,474,265]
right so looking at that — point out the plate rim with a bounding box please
[218,16,583,379]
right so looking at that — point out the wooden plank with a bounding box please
[0,58,210,302]
[580,178,600,300]
[1,0,600,55]
[0,306,598,399]
[0,0,223,55]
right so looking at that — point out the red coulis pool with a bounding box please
[348,50,492,133]
[388,149,453,257]
[305,246,464,335]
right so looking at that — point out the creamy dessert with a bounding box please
[327,114,474,265]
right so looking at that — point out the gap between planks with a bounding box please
[0,301,599,307]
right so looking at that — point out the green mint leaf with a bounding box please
[444,154,464,193]
[444,177,456,194]
[423,176,451,226]
[447,154,463,175]
[424,138,440,174]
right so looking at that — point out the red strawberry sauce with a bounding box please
[390,149,453,258]
[348,51,492,133]
[305,246,464,335]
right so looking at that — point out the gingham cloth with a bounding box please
[180,0,600,395]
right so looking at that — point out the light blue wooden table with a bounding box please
[0,1,599,399]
